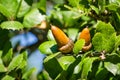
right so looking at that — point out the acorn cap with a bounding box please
[59,39,74,53]
[82,42,92,52]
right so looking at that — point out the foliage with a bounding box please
[1,0,120,80]
[0,0,45,79]
[39,0,120,80]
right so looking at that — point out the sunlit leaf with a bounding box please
[0,4,11,19]
[23,8,45,28]
[67,28,79,41]
[0,58,6,72]
[73,39,85,54]
[22,68,36,79]
[58,56,75,70]
[2,41,13,66]
[39,41,58,54]
[8,54,23,71]
[2,75,15,80]
[17,0,31,18]
[104,62,118,76]
[1,21,23,30]
[68,0,80,7]
[16,51,27,69]
[47,30,55,41]
[104,53,120,75]
[90,5,99,14]
[81,57,98,79]
[95,21,115,38]
[0,0,19,18]
[37,0,46,13]
[106,4,118,11]
[92,32,116,52]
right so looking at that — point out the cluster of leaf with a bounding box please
[0,0,46,79]
[0,0,45,30]
[39,0,120,79]
[0,39,37,80]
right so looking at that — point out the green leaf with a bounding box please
[2,41,13,66]
[68,0,89,10]
[73,58,83,74]
[104,53,120,75]
[58,56,75,70]
[73,39,85,54]
[92,33,105,52]
[95,21,115,38]
[0,0,19,18]
[105,53,120,64]
[37,0,46,13]
[51,0,65,4]
[104,62,118,76]
[44,52,63,79]
[114,35,120,52]
[50,10,64,27]
[1,21,23,30]
[106,33,116,52]
[90,5,99,14]
[68,0,80,7]
[39,41,58,54]
[44,52,61,63]
[106,4,119,11]
[50,10,79,27]
[117,63,120,75]
[55,71,67,80]
[0,58,6,72]
[17,60,26,69]
[22,68,36,79]
[47,30,55,41]
[38,70,50,80]
[62,11,79,27]
[98,0,106,12]
[95,68,108,80]
[17,0,31,18]
[23,8,45,28]
[0,4,11,18]
[0,50,2,57]
[81,57,98,79]
[3,48,13,66]
[92,33,116,52]
[67,28,79,41]
[95,62,109,80]
[66,56,82,79]
[2,75,15,80]
[8,54,23,71]
[16,51,27,69]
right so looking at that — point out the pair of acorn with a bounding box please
[51,25,92,53]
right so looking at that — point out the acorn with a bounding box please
[51,25,74,53]
[79,27,92,52]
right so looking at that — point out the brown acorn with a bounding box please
[79,27,92,52]
[79,27,91,46]
[51,25,74,53]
